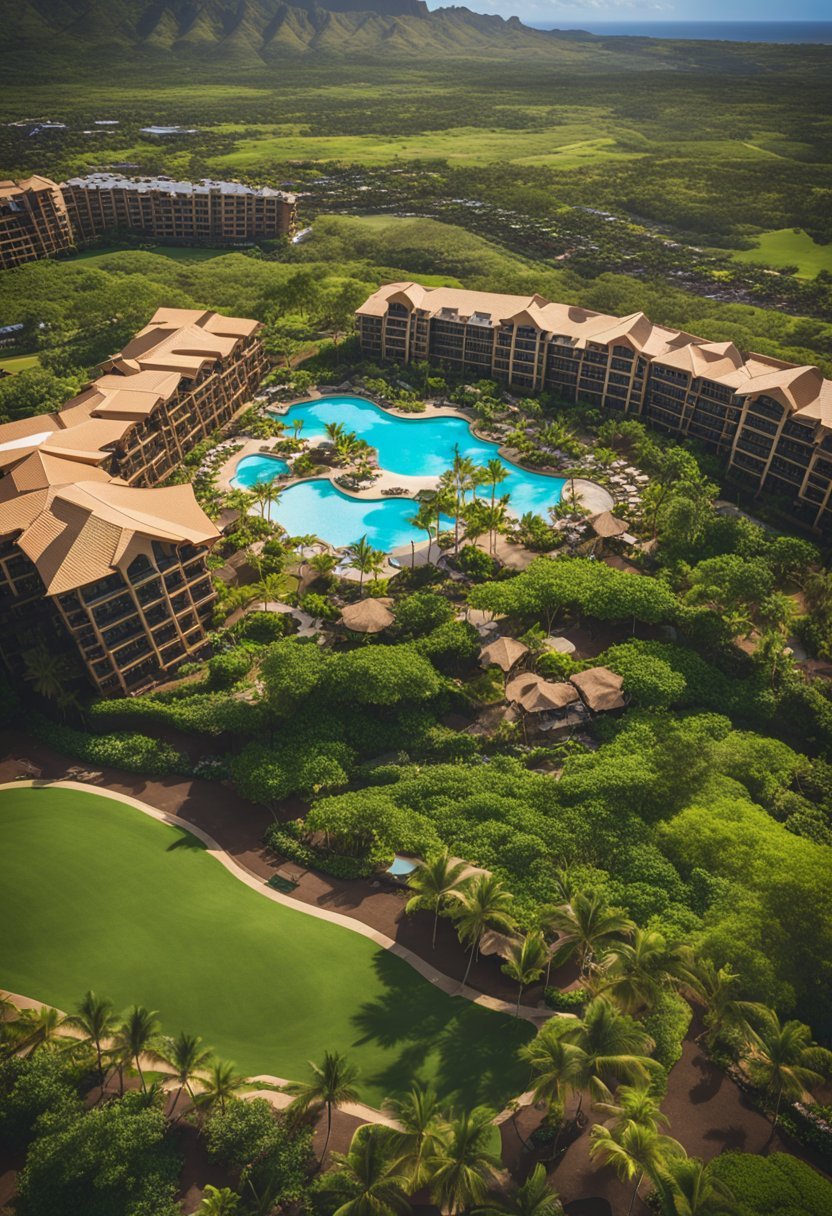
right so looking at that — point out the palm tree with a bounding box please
[426,1107,502,1215]
[285,1050,360,1163]
[196,1185,243,1215]
[520,1027,585,1156]
[23,643,73,708]
[502,932,548,1015]
[6,1004,65,1057]
[473,1163,562,1216]
[383,1084,446,1188]
[405,852,469,949]
[407,501,437,570]
[347,535,382,592]
[325,421,347,445]
[651,1155,736,1216]
[450,874,517,989]
[593,1084,670,1137]
[678,954,748,1049]
[482,496,510,557]
[255,572,287,612]
[310,552,338,584]
[483,457,509,514]
[542,890,634,979]
[589,1122,683,1216]
[291,417,305,442]
[64,990,118,1089]
[158,1031,215,1119]
[740,1006,832,1130]
[329,1124,412,1216]
[559,997,660,1117]
[194,1059,246,1116]
[112,1005,159,1094]
[595,928,686,1015]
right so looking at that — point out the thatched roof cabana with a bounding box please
[570,666,626,712]
[479,635,529,672]
[587,510,629,539]
[505,673,580,714]
[339,598,394,633]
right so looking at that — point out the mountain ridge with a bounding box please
[0,0,623,61]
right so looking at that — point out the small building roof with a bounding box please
[479,635,529,672]
[588,510,629,539]
[505,673,580,714]
[339,598,394,633]
[569,666,626,712]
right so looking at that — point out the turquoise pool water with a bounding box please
[276,396,565,517]
[265,479,450,551]
[232,395,565,550]
[233,454,290,487]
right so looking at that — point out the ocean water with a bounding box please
[530,22,832,43]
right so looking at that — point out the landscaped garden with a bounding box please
[0,785,531,1108]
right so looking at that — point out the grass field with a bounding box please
[0,787,530,1107]
[0,353,39,374]
[204,123,646,170]
[68,244,229,266]
[729,229,832,279]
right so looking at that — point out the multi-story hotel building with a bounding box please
[0,308,266,696]
[61,174,297,246]
[0,176,74,269]
[356,283,832,534]
[0,174,297,269]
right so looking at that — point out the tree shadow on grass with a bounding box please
[165,829,207,853]
[351,951,532,1107]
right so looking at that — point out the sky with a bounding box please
[427,0,829,25]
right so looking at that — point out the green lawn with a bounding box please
[0,787,530,1107]
[729,228,832,278]
[0,353,40,374]
[69,244,229,265]
[205,122,645,170]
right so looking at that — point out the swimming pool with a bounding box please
[233,453,290,487]
[264,479,452,551]
[232,395,565,550]
[275,396,565,517]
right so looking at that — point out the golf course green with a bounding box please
[0,786,531,1108]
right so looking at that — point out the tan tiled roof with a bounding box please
[8,480,218,596]
[359,283,831,427]
[0,450,113,500]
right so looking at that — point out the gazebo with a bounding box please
[339,598,395,634]
[505,673,580,715]
[569,666,627,712]
[479,635,529,673]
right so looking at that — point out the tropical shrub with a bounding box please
[707,1151,832,1215]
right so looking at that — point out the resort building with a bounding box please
[356,283,832,534]
[0,174,297,269]
[0,307,266,696]
[61,174,297,247]
[0,176,73,270]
